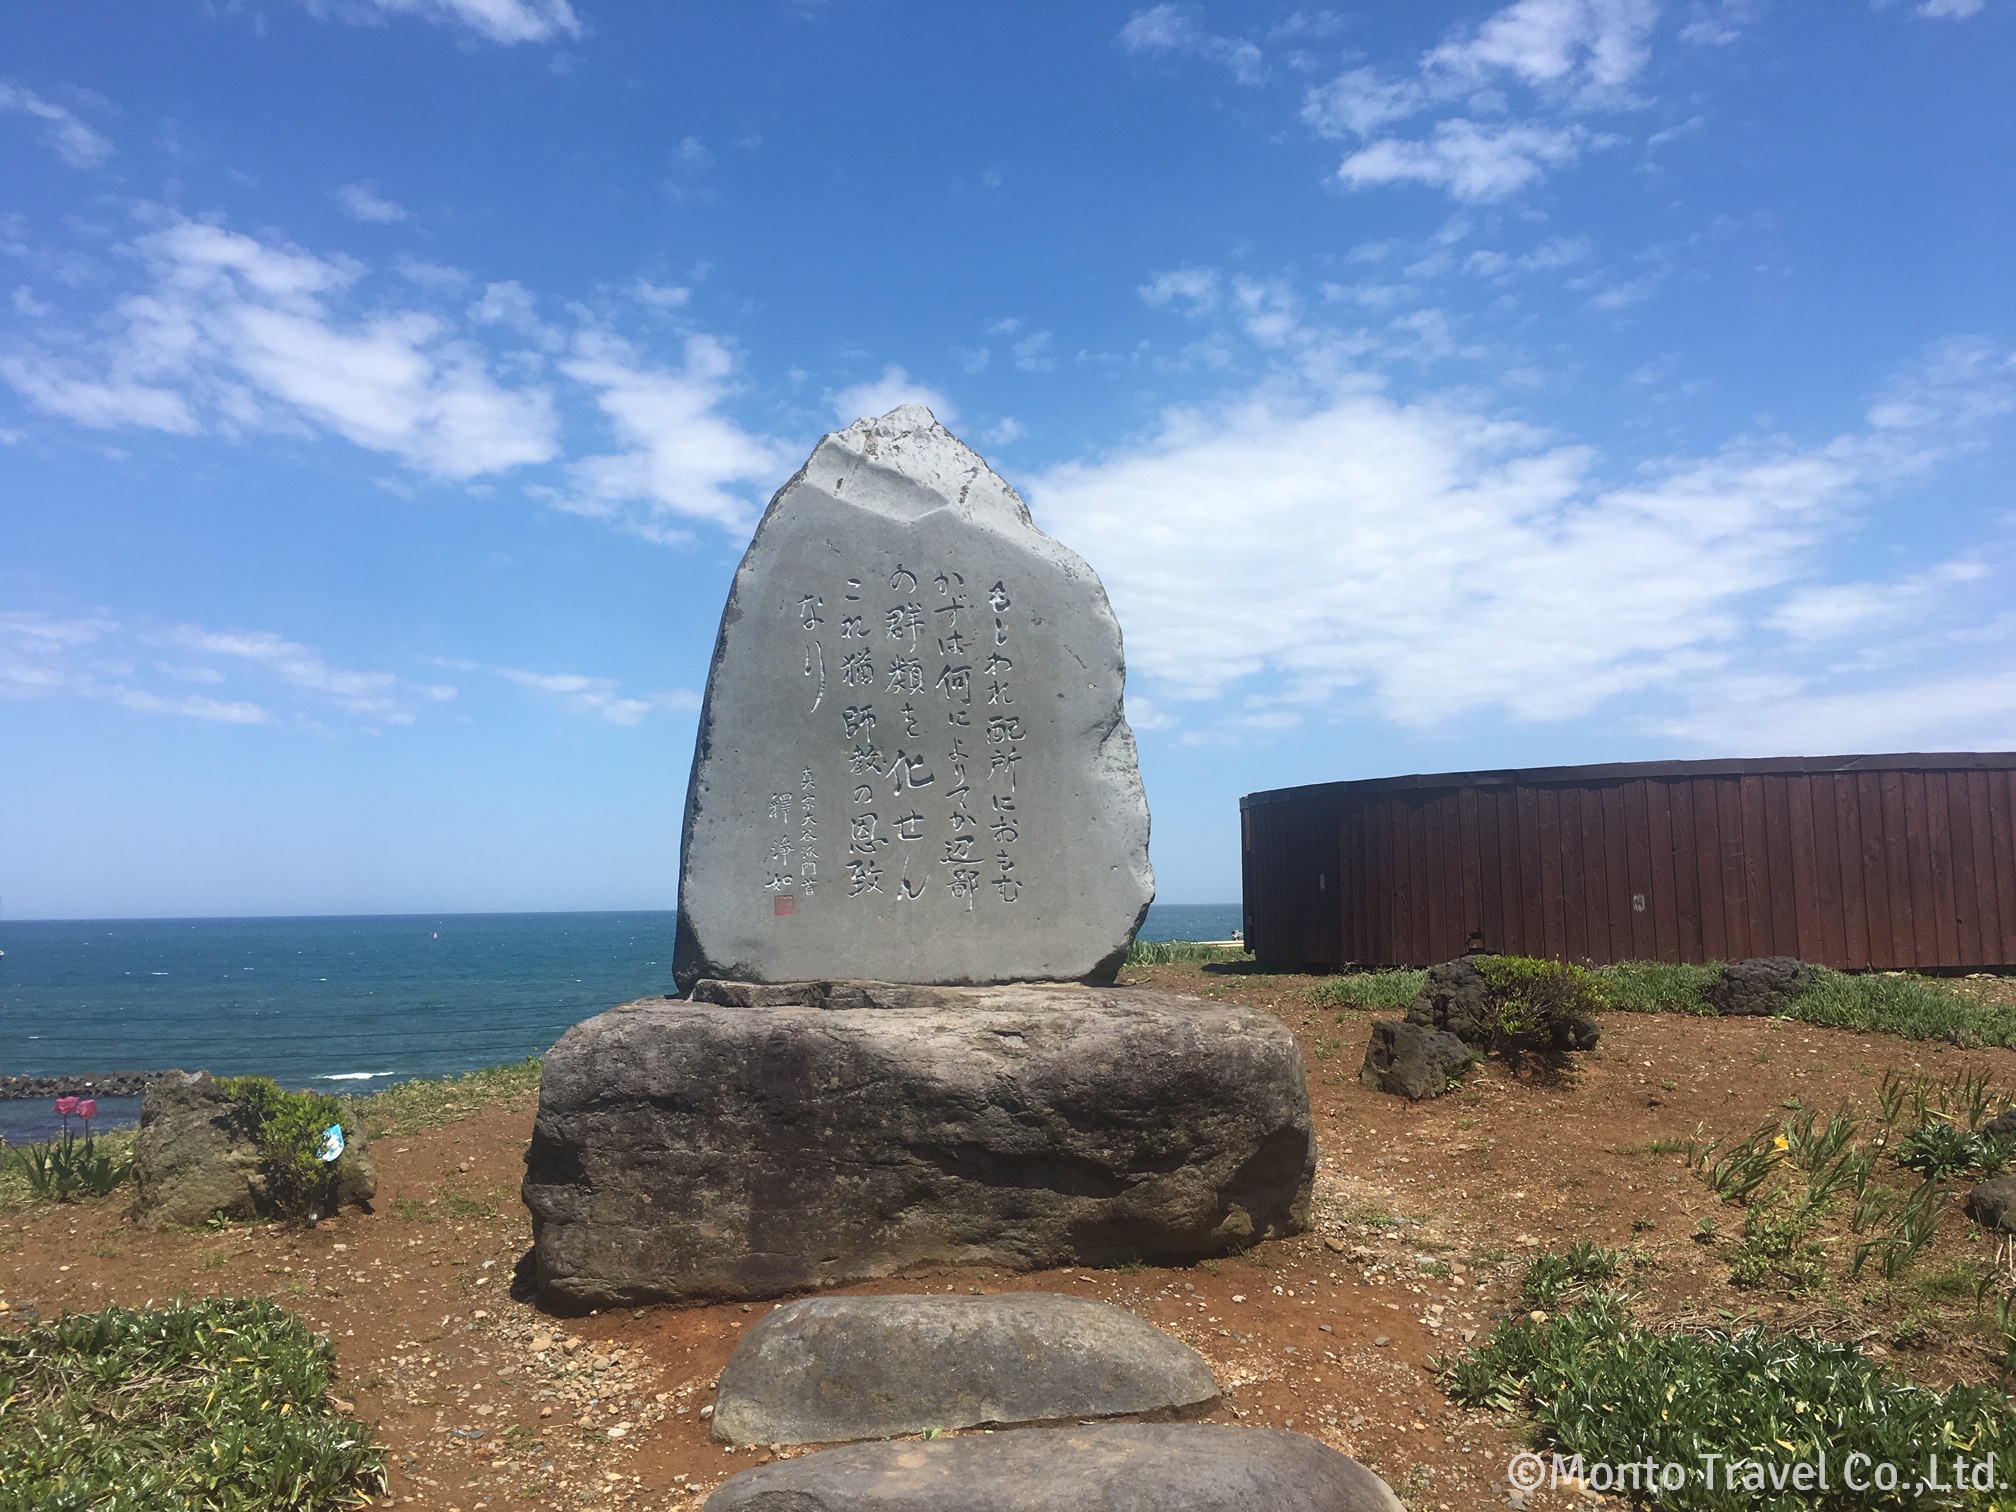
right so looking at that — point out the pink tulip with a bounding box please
[53,1096,79,1117]
[77,1099,97,1120]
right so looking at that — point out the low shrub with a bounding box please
[215,1076,353,1219]
[0,1296,386,1510]
[1438,1285,2016,1510]
[1472,956,1608,1051]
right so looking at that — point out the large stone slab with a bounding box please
[712,1293,1219,1446]
[673,404,1153,991]
[521,985,1313,1308]
[702,1424,1405,1511]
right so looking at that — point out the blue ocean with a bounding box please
[0,905,1238,1143]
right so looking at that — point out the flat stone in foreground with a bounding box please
[522,985,1313,1307]
[712,1293,1219,1445]
[702,1424,1404,1512]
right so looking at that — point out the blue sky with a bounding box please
[3,0,2012,919]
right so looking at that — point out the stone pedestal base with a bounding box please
[522,983,1313,1309]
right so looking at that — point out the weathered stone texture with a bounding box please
[522,985,1313,1308]
[711,1293,1218,1445]
[701,1424,1405,1512]
[673,405,1153,991]
[130,1070,375,1229]
[1706,956,1814,1017]
[1359,1019,1476,1100]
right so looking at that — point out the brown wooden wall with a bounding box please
[1241,753,2016,971]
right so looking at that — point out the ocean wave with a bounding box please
[318,1071,396,1082]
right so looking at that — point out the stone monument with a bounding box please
[525,407,1314,1306]
[671,403,1153,990]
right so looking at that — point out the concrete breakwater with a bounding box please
[0,1072,162,1100]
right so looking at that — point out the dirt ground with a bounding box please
[7,964,2016,1511]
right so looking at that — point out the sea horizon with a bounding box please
[0,904,1240,1143]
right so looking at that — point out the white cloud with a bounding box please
[340,0,581,44]
[1305,0,1657,202]
[1139,267,1221,315]
[166,625,407,719]
[558,331,792,541]
[332,182,409,223]
[633,280,690,309]
[1030,344,2007,739]
[983,416,1027,445]
[0,610,440,727]
[1012,331,1056,372]
[1119,6,1268,84]
[0,82,113,168]
[1766,560,1990,641]
[495,665,700,725]
[1,219,559,480]
[1422,0,1658,97]
[829,364,959,427]
[1338,118,1588,201]
[1917,0,1986,16]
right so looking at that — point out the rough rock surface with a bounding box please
[702,1424,1405,1512]
[130,1070,376,1229]
[1984,1109,2016,1141]
[1966,1177,2016,1233]
[673,404,1153,991]
[1359,1019,1476,1100]
[1403,958,1493,1046]
[522,986,1313,1308]
[712,1293,1219,1446]
[1706,956,1814,1017]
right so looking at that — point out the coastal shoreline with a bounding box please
[0,1072,160,1100]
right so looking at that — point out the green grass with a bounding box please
[1123,939,1251,967]
[1307,968,1427,1012]
[0,1296,386,1511]
[0,1128,138,1215]
[341,1055,543,1138]
[1438,1285,2016,1510]
[1304,955,2015,1052]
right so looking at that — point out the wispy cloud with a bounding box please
[0,81,113,168]
[555,330,793,543]
[828,364,959,427]
[493,665,700,725]
[1,218,560,479]
[1119,6,1268,85]
[0,610,453,728]
[325,0,582,45]
[1302,0,1657,202]
[332,182,409,223]
[1031,338,2015,748]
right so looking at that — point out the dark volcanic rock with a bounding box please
[130,1070,376,1229]
[1359,1019,1476,1100]
[712,1293,1218,1445]
[1404,958,1493,1047]
[1706,956,1813,1017]
[0,1072,161,1100]
[521,985,1314,1308]
[1982,1109,2016,1141]
[1966,1177,2016,1233]
[702,1423,1405,1512]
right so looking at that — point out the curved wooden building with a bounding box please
[1240,752,2016,973]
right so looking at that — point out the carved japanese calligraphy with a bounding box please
[674,405,1152,988]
